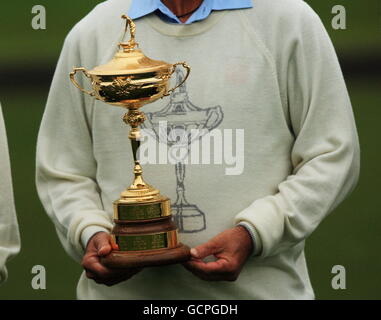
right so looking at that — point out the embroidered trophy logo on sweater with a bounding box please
[142,69,224,233]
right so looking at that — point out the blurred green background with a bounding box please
[0,0,380,299]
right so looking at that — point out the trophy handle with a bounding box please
[69,67,95,97]
[164,62,191,96]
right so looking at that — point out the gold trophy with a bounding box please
[69,15,191,268]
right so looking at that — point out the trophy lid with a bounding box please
[88,15,172,76]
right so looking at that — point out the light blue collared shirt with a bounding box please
[128,0,253,24]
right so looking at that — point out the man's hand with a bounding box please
[183,226,253,281]
[81,232,142,286]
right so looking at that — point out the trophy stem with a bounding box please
[119,109,161,202]
[130,137,146,188]
[174,161,188,205]
[124,110,146,185]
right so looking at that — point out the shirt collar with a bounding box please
[128,0,253,25]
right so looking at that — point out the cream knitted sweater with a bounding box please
[36,0,360,299]
[0,104,20,284]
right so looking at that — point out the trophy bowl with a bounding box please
[70,17,190,108]
[69,15,191,268]
[70,52,190,108]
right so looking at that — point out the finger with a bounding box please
[183,262,227,281]
[182,262,212,281]
[186,258,230,274]
[103,268,142,286]
[85,270,96,279]
[95,275,129,287]
[85,257,142,281]
[83,255,114,278]
[190,241,221,260]
[92,233,112,257]
[184,258,237,281]
[89,268,143,286]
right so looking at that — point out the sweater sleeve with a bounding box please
[234,4,360,258]
[0,104,20,284]
[36,31,113,262]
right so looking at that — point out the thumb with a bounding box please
[191,241,219,260]
[93,232,112,257]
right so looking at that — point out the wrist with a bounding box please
[81,226,110,250]
[236,222,262,256]
[235,225,254,254]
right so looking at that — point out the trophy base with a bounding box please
[101,243,191,268]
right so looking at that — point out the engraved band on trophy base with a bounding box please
[114,199,171,221]
[112,230,178,251]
